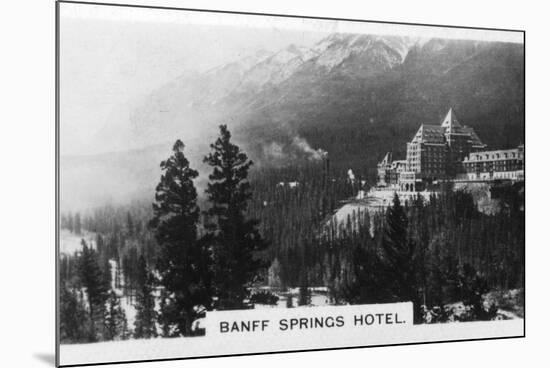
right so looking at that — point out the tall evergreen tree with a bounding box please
[204,125,268,310]
[114,258,122,289]
[150,139,212,336]
[451,263,497,321]
[100,252,112,291]
[59,285,90,343]
[77,240,110,341]
[127,212,134,237]
[342,244,391,305]
[158,289,173,337]
[286,295,293,308]
[382,193,421,322]
[133,255,157,339]
[104,290,128,340]
[298,271,311,306]
[96,233,105,254]
[74,213,82,235]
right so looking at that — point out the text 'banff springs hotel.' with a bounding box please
[377,108,524,192]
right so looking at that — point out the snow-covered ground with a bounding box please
[59,319,523,366]
[252,287,330,309]
[366,188,435,205]
[326,188,436,235]
[108,260,139,329]
[60,229,97,255]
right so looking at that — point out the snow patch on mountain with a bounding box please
[312,34,413,71]
[240,44,319,87]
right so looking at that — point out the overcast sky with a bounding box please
[59,2,523,156]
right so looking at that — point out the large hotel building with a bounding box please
[377,108,524,191]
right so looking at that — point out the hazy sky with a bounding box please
[59,2,523,156]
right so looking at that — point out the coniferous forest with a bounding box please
[59,125,524,344]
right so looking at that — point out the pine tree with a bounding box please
[204,125,269,310]
[342,244,390,305]
[158,289,173,337]
[104,290,128,340]
[74,213,82,235]
[286,295,293,308]
[59,285,90,343]
[298,271,311,306]
[100,253,112,291]
[150,139,212,336]
[121,316,130,340]
[77,240,110,341]
[96,233,105,254]
[127,212,134,237]
[382,193,421,323]
[452,263,497,321]
[133,255,157,339]
[114,258,122,289]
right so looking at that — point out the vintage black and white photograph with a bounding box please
[56,1,525,366]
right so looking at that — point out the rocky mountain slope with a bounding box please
[127,33,522,168]
[63,33,524,211]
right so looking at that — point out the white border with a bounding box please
[3,1,548,368]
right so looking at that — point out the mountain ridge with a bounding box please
[66,33,523,211]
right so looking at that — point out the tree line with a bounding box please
[287,185,524,323]
[59,125,524,343]
[60,125,268,342]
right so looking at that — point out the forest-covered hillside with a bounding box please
[59,33,525,345]
[60,127,524,344]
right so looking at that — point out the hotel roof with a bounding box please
[409,108,486,148]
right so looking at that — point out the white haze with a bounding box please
[58,3,523,212]
[59,3,522,156]
[59,16,324,156]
